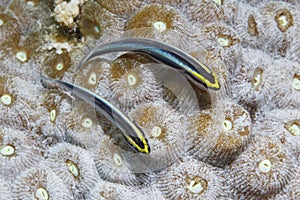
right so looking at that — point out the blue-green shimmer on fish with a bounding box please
[78,38,220,90]
[41,77,150,154]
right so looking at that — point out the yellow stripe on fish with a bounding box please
[78,38,220,90]
[41,76,151,154]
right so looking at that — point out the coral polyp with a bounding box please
[78,0,121,40]
[255,109,300,161]
[274,8,294,32]
[11,165,73,200]
[109,53,162,110]
[197,22,241,70]
[66,102,104,150]
[184,0,238,25]
[74,58,113,132]
[0,75,40,130]
[231,48,300,118]
[37,90,73,148]
[234,3,265,48]
[230,48,276,119]
[156,158,228,199]
[124,4,193,45]
[45,143,98,199]
[125,4,179,31]
[187,100,252,167]
[259,1,299,57]
[207,101,251,166]
[269,59,300,109]
[15,49,28,63]
[1,0,300,199]
[127,101,186,172]
[93,137,147,186]
[8,0,48,34]
[0,126,43,181]
[74,58,113,133]
[228,135,297,199]
[41,51,72,79]
[74,57,111,100]
[186,108,219,160]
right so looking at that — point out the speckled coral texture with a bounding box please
[0,0,299,199]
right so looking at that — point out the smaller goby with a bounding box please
[41,76,151,154]
[78,38,220,90]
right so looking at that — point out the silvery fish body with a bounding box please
[78,38,220,90]
[41,77,150,154]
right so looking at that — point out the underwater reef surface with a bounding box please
[0,0,299,199]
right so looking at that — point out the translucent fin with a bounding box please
[118,64,200,173]
[188,46,231,105]
[149,63,200,116]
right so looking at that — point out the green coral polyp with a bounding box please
[0,144,15,156]
[35,187,49,200]
[0,94,12,106]
[81,117,93,128]
[258,159,272,173]
[15,50,28,62]
[66,159,80,178]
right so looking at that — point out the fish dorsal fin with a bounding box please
[150,63,200,116]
